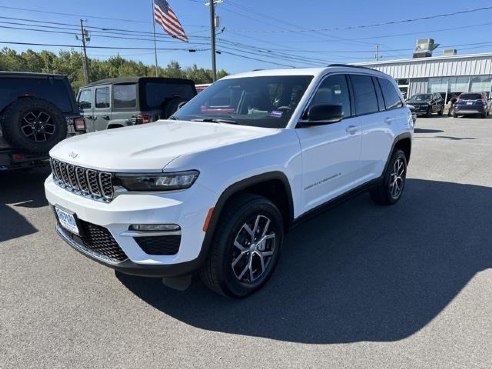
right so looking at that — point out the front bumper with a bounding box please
[45,175,216,277]
[411,105,431,116]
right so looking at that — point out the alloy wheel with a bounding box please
[389,157,405,199]
[21,110,56,142]
[231,214,276,284]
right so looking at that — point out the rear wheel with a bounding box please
[200,194,284,297]
[370,149,407,206]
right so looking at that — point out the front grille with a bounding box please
[61,219,128,263]
[50,158,114,201]
[135,235,181,255]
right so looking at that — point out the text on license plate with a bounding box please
[55,207,80,235]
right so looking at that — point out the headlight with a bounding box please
[115,170,199,191]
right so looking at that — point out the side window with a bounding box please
[78,89,92,109]
[378,78,403,110]
[350,74,379,115]
[95,87,110,109]
[310,74,351,118]
[113,84,137,109]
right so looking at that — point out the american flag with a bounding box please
[154,0,188,43]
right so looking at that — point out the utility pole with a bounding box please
[375,44,380,61]
[209,1,217,81]
[79,19,90,84]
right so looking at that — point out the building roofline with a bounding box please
[352,51,492,67]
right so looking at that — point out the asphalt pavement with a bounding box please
[1,116,491,369]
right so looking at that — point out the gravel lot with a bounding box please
[1,116,491,369]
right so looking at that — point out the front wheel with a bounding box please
[200,194,284,297]
[370,149,407,205]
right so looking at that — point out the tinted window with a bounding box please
[409,94,431,101]
[144,83,196,109]
[378,77,403,110]
[350,74,379,115]
[78,89,92,109]
[310,74,351,118]
[0,77,73,113]
[95,87,110,108]
[459,93,483,100]
[113,84,137,109]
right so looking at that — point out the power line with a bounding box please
[224,5,492,34]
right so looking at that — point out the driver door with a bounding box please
[295,74,362,213]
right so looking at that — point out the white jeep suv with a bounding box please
[45,65,413,297]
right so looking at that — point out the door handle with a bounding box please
[384,117,392,125]
[345,125,358,134]
[101,115,110,120]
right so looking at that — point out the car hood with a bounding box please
[50,120,277,172]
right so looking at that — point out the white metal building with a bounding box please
[355,52,492,101]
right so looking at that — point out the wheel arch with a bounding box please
[199,171,294,264]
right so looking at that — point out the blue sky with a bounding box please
[1,0,492,74]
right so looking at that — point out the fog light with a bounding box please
[129,224,181,232]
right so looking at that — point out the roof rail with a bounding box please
[327,64,377,71]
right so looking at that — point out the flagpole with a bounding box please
[151,0,158,77]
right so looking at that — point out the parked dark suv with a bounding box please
[0,72,85,171]
[77,77,197,131]
[406,93,445,117]
[452,92,490,118]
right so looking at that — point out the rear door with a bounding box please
[93,85,112,131]
[357,75,404,178]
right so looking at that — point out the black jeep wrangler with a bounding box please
[77,77,197,131]
[0,72,85,171]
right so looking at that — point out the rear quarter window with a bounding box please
[113,84,137,109]
[378,77,403,110]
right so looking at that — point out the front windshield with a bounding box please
[173,75,313,128]
[409,94,431,101]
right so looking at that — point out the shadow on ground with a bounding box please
[0,167,49,242]
[414,128,444,134]
[117,179,492,344]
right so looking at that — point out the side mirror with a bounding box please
[303,104,344,125]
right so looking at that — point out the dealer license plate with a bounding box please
[55,207,80,235]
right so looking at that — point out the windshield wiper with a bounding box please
[191,118,238,124]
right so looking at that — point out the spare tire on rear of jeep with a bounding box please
[163,96,189,118]
[1,97,68,154]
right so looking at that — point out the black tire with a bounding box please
[370,149,407,206]
[200,193,284,298]
[426,107,432,117]
[481,112,487,118]
[162,97,189,118]
[0,97,67,154]
[452,113,458,118]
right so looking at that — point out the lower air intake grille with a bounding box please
[61,219,128,263]
[134,235,181,255]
